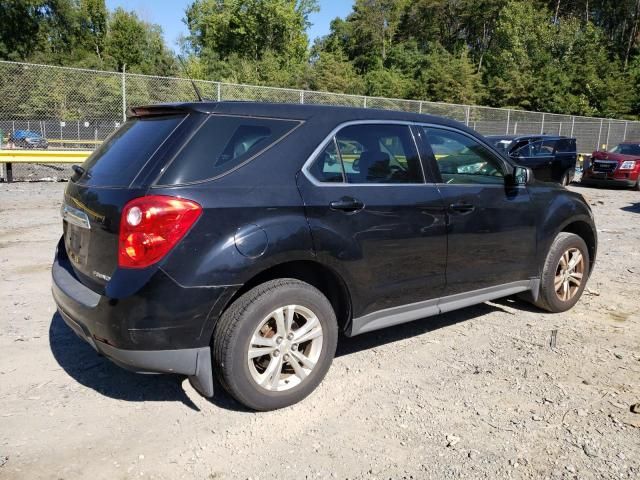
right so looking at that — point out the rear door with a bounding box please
[297,122,447,320]
[417,126,538,296]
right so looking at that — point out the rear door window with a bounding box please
[158,115,300,185]
[79,115,185,187]
[334,124,423,184]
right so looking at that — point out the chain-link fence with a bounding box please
[1,59,639,181]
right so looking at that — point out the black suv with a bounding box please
[52,103,597,410]
[486,135,577,186]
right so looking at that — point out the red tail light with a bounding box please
[118,195,202,269]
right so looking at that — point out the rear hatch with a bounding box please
[61,110,189,291]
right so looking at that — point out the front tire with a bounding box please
[534,233,590,312]
[213,279,338,411]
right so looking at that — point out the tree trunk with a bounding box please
[624,0,640,69]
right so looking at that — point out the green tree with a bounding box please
[306,50,364,94]
[185,0,318,64]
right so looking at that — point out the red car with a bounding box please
[582,142,640,190]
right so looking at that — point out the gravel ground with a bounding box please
[0,182,639,480]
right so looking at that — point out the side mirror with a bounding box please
[513,166,532,186]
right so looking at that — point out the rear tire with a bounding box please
[213,279,338,411]
[633,180,640,191]
[561,172,570,187]
[534,233,590,313]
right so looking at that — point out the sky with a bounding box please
[105,0,355,53]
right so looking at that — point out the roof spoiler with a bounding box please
[128,105,189,118]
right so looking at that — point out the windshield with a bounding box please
[610,143,640,155]
[489,138,514,154]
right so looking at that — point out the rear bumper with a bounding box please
[50,238,233,397]
[57,306,213,396]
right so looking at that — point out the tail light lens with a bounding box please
[118,195,202,269]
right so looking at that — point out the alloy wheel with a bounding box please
[554,247,585,301]
[247,305,323,391]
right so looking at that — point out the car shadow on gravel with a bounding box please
[621,202,640,214]
[48,313,201,411]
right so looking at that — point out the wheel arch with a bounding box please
[559,219,597,274]
[216,260,353,337]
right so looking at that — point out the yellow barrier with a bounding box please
[47,139,102,145]
[0,149,91,183]
[0,149,91,164]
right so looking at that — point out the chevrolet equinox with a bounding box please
[52,102,598,410]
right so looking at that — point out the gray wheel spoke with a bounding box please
[285,305,295,335]
[259,355,283,389]
[248,346,276,359]
[251,335,276,348]
[287,355,307,380]
[568,276,581,286]
[292,315,320,343]
[273,307,286,336]
[291,350,316,370]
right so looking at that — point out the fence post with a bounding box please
[605,120,611,149]
[506,109,511,134]
[570,116,575,137]
[121,64,127,122]
[540,113,545,134]
[217,82,221,102]
[418,101,422,114]
[299,90,304,104]
[597,119,603,150]
[363,97,367,108]
[623,121,628,141]
[465,106,470,127]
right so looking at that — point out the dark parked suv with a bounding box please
[52,102,597,410]
[486,135,577,186]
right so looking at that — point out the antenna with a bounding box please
[177,55,204,102]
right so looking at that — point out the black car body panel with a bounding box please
[487,135,577,184]
[52,102,597,398]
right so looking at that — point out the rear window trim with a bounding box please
[151,113,305,187]
[77,113,188,189]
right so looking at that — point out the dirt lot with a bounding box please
[0,182,638,480]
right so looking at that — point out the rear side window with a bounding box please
[158,115,300,185]
[555,138,576,153]
[80,115,184,187]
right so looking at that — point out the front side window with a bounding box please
[334,124,423,184]
[158,115,300,184]
[423,127,505,185]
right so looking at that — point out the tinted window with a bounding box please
[334,124,423,184]
[159,115,299,184]
[555,138,576,153]
[531,139,556,156]
[309,138,344,183]
[423,127,505,185]
[612,143,640,155]
[80,115,184,186]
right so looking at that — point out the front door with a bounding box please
[297,122,447,321]
[417,126,538,296]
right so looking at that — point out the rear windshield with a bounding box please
[157,115,300,185]
[79,115,184,187]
